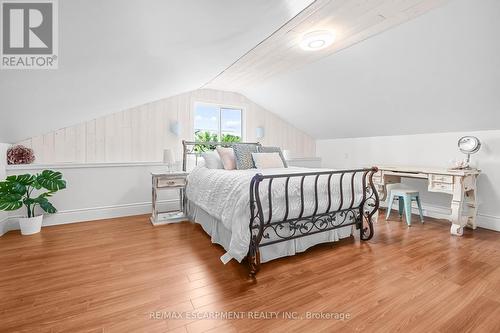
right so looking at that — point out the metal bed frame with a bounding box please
[182,140,379,276]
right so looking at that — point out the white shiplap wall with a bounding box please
[17,89,316,163]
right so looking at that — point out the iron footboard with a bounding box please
[247,167,379,276]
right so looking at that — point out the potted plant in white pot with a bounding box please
[0,170,66,235]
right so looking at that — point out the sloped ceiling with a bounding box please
[205,0,449,91]
[2,0,499,144]
[0,0,313,143]
[241,0,500,139]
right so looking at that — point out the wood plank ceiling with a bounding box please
[204,0,449,91]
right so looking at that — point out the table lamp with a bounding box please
[163,149,175,172]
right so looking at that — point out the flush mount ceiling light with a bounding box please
[299,30,335,51]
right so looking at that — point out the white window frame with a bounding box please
[192,102,245,141]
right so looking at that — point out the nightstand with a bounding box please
[150,171,188,226]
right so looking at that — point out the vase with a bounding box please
[18,215,43,235]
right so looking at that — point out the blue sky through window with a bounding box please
[194,104,242,137]
[194,104,219,133]
[221,108,242,136]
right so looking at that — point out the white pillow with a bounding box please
[201,151,223,169]
[252,152,285,169]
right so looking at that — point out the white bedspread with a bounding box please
[186,166,366,262]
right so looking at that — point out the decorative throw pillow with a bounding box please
[202,151,223,169]
[233,144,259,169]
[252,153,285,169]
[216,147,236,170]
[258,146,288,167]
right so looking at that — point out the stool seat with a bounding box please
[386,187,424,226]
[391,188,419,196]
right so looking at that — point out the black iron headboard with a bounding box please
[182,140,261,171]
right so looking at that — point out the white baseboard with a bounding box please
[382,201,500,231]
[381,201,450,219]
[0,199,179,237]
[0,216,11,237]
[476,214,500,232]
[2,199,498,237]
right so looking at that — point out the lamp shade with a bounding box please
[170,121,181,137]
[163,149,174,164]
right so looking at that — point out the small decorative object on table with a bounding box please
[7,145,35,165]
[151,171,188,225]
[0,170,67,235]
[450,136,481,170]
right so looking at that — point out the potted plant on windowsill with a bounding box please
[0,170,66,235]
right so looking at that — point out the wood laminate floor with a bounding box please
[1,211,499,333]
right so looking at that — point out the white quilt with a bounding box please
[186,166,366,262]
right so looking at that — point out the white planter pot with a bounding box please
[18,215,43,235]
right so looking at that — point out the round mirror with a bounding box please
[458,136,481,154]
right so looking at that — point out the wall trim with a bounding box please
[382,201,500,232]
[2,199,497,237]
[5,159,321,172]
[476,214,500,232]
[286,157,322,162]
[6,161,167,171]
[0,199,179,237]
[0,216,9,237]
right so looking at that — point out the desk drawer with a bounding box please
[157,177,186,188]
[429,181,453,193]
[430,174,454,184]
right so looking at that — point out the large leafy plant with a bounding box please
[194,131,218,153]
[193,130,241,153]
[0,170,67,218]
[221,134,240,143]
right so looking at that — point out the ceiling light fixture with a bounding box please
[299,30,335,51]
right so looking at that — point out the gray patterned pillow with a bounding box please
[233,144,259,169]
[258,146,288,167]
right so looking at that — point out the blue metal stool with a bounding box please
[386,188,424,226]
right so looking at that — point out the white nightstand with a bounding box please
[150,171,188,226]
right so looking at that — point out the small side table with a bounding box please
[150,171,188,226]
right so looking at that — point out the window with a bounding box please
[194,103,242,143]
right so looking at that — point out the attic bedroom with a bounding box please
[0,0,499,332]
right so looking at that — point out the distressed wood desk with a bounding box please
[373,166,480,236]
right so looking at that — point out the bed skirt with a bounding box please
[186,200,354,264]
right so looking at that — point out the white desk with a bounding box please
[374,166,480,236]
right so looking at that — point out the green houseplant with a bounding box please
[0,170,67,235]
[193,130,241,153]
